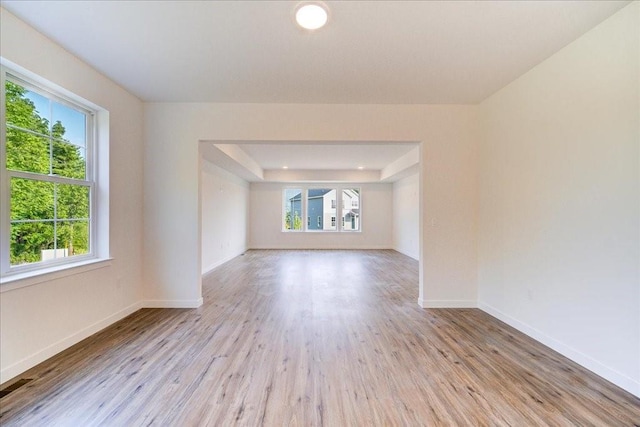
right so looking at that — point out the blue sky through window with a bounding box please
[25,90,86,147]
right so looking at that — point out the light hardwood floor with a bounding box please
[1,250,639,425]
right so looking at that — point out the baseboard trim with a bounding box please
[418,299,477,308]
[202,250,247,277]
[0,301,142,385]
[248,246,393,250]
[142,298,203,309]
[392,248,419,261]
[478,302,640,398]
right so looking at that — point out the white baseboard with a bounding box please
[142,298,203,308]
[392,247,419,261]
[202,250,246,277]
[0,301,142,385]
[248,245,393,250]
[479,302,640,398]
[418,298,477,308]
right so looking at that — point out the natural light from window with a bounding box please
[1,70,95,275]
[282,187,360,232]
[283,188,303,231]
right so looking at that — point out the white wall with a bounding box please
[393,173,419,260]
[0,9,144,383]
[249,183,392,249]
[201,160,249,274]
[478,2,639,397]
[144,103,479,309]
[3,0,635,400]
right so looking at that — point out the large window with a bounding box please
[1,68,97,276]
[307,188,336,231]
[283,188,303,231]
[282,187,360,232]
[341,188,360,231]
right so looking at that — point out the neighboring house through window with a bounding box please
[307,189,336,231]
[283,188,303,231]
[282,187,360,232]
[342,188,360,231]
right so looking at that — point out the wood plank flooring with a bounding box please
[1,250,639,425]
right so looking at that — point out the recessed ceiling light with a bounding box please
[283,166,289,169]
[357,166,364,170]
[295,2,328,30]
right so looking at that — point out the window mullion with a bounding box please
[2,66,97,276]
[0,66,9,275]
[5,124,53,140]
[7,170,91,186]
[53,183,58,254]
[337,186,341,231]
[303,189,307,231]
[48,97,53,176]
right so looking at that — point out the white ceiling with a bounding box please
[237,142,417,170]
[199,141,420,183]
[2,0,628,180]
[1,1,629,104]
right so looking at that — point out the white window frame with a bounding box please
[280,186,361,233]
[341,188,361,232]
[1,64,105,282]
[306,187,336,232]
[282,187,304,232]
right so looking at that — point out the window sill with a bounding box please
[281,230,362,233]
[0,257,113,293]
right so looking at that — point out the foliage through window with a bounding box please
[283,188,303,231]
[2,71,95,274]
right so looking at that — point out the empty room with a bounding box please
[0,1,638,425]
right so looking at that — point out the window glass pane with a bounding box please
[6,128,50,174]
[10,221,55,266]
[342,189,360,231]
[3,70,96,273]
[56,220,90,258]
[307,188,336,231]
[10,177,55,266]
[283,189,303,231]
[52,101,86,148]
[56,183,90,220]
[10,177,54,221]
[52,140,86,179]
[5,80,50,136]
